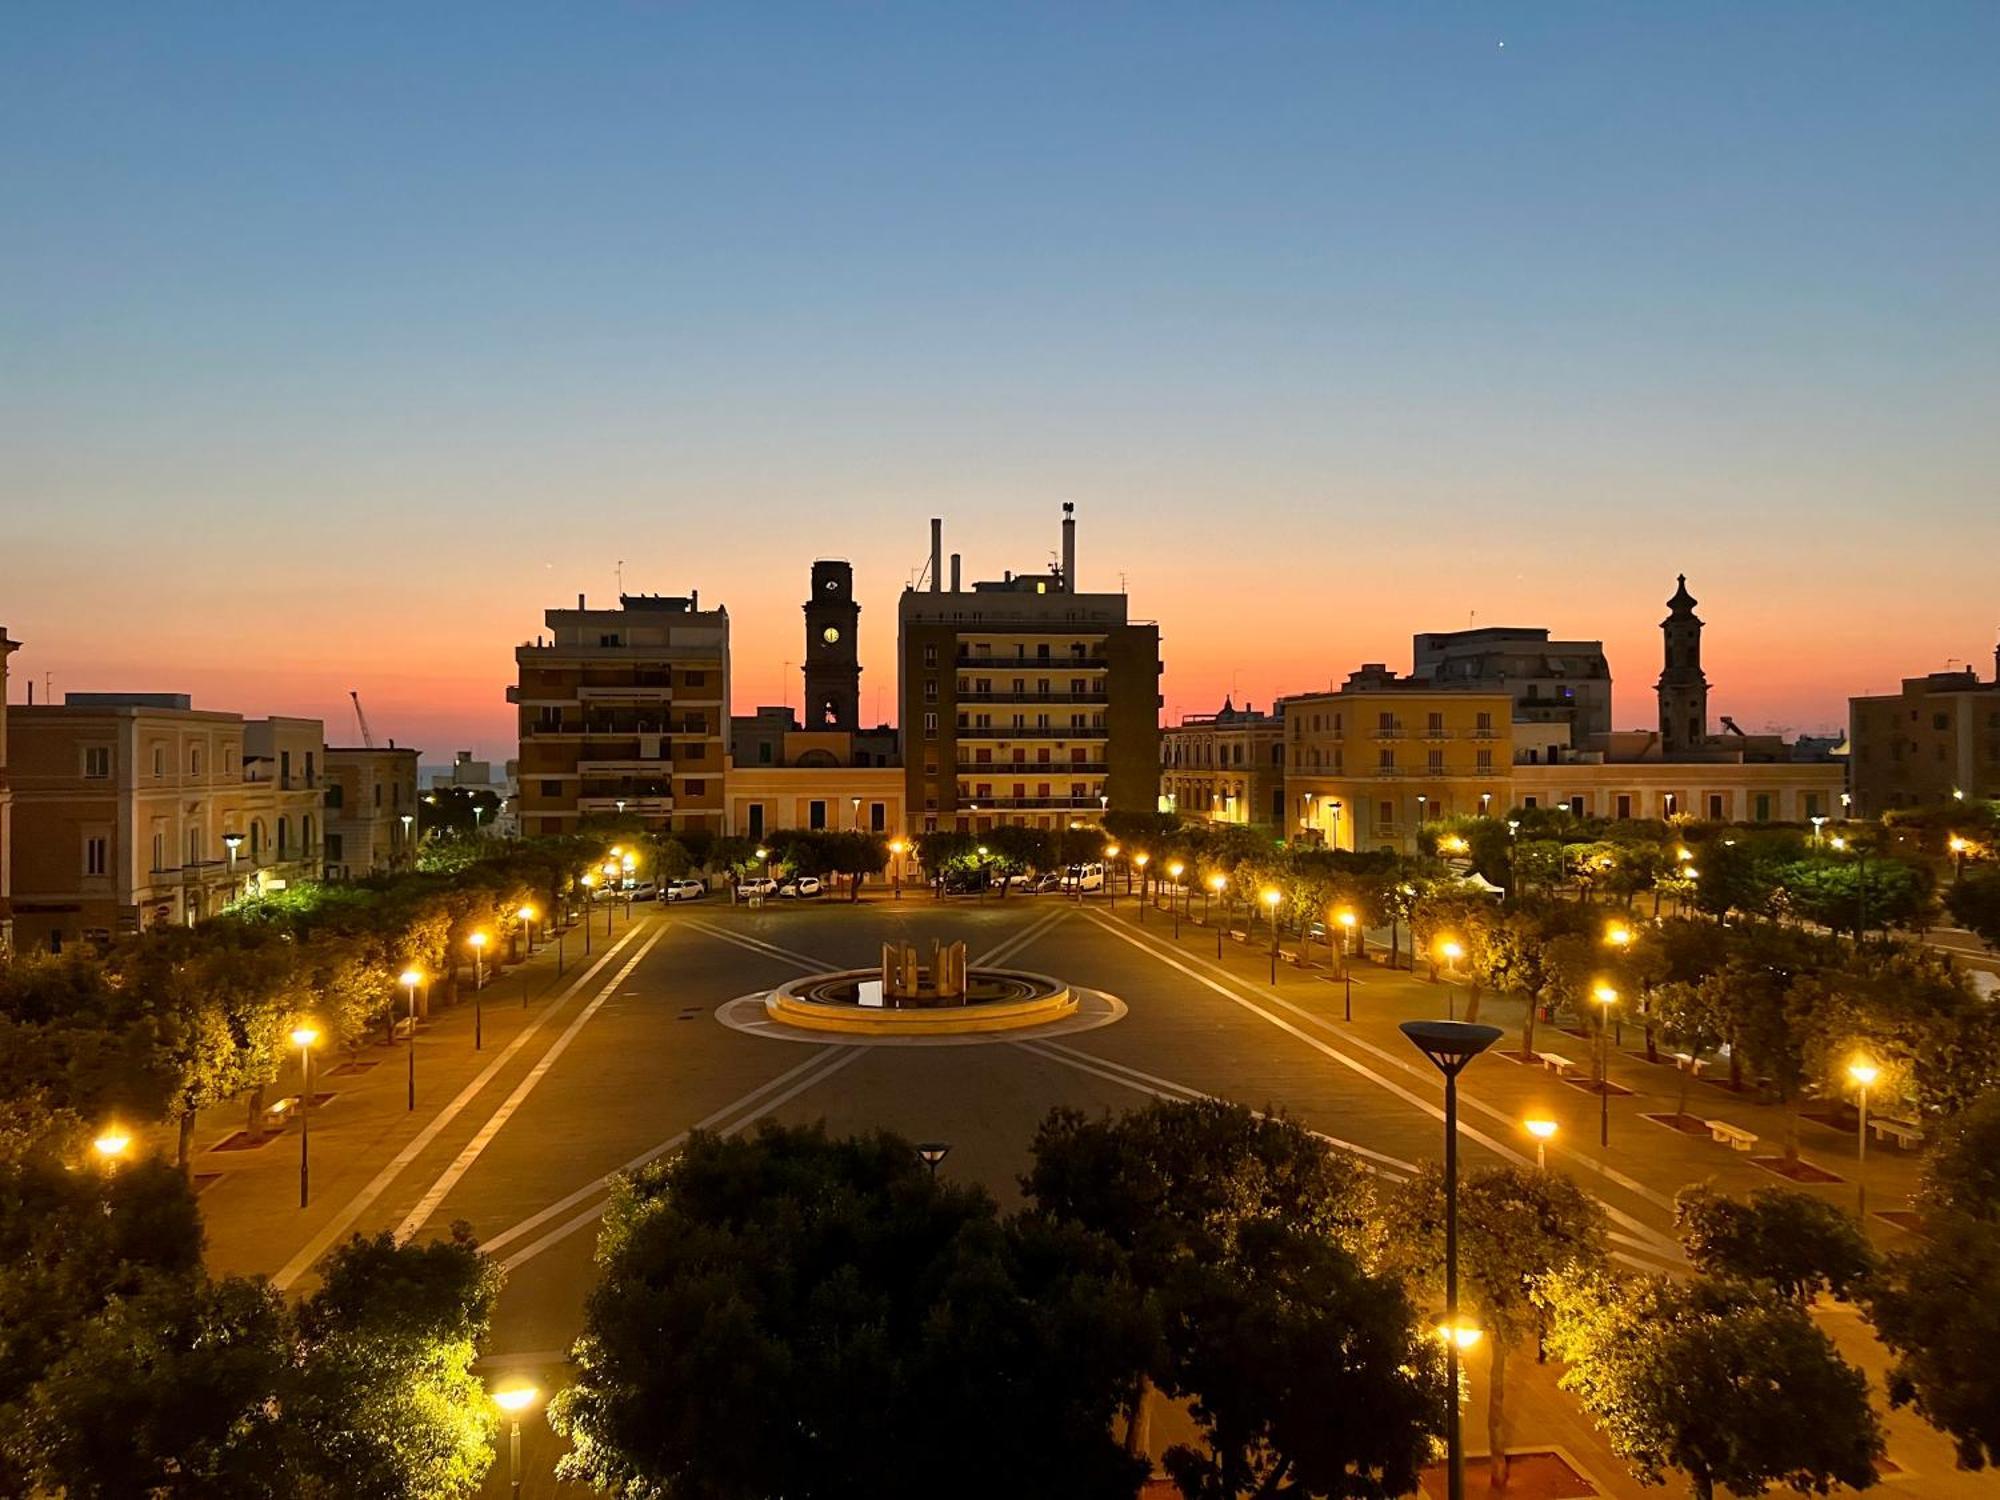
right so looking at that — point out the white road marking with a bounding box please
[495,1046,865,1273]
[393,926,667,1241]
[680,917,830,972]
[977,905,1069,967]
[1083,911,1683,1260]
[270,919,650,1291]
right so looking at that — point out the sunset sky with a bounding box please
[5,5,1995,762]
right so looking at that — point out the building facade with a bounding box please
[1283,681,1515,850]
[1159,700,1285,829]
[0,628,17,952]
[8,696,326,950]
[724,764,905,845]
[323,746,421,877]
[898,507,1161,835]
[512,592,730,838]
[1411,627,1613,738]
[1849,653,2000,814]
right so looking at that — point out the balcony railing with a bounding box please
[958,652,1109,669]
[954,724,1108,740]
[955,691,1109,704]
[962,761,1109,774]
[959,796,1106,810]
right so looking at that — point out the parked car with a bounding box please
[665,878,707,902]
[738,876,779,898]
[1005,871,1036,889]
[624,881,659,902]
[1031,872,1065,894]
[778,876,823,899]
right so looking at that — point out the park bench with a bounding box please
[1537,1052,1576,1076]
[1672,1052,1708,1076]
[1706,1120,1757,1152]
[1870,1118,1925,1149]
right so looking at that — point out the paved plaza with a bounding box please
[172,894,1982,1498]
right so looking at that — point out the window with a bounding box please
[748,805,765,839]
[809,800,827,830]
[924,679,939,702]
[278,818,290,856]
[84,836,108,877]
[1427,749,1445,773]
[325,784,344,809]
[1568,796,1585,817]
[187,827,203,865]
[923,643,938,667]
[152,745,166,777]
[685,671,707,687]
[684,779,706,796]
[1476,711,1492,733]
[1427,711,1444,735]
[1377,800,1394,824]
[599,633,622,647]
[1476,749,1493,772]
[83,746,112,779]
[541,779,560,796]
[1378,712,1395,732]
[1707,793,1725,820]
[190,746,202,776]
[281,750,293,786]
[923,712,938,740]
[870,802,886,832]
[1616,794,1633,819]
[326,833,344,862]
[1754,793,1772,823]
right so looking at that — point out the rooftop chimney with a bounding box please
[578,592,585,609]
[929,518,942,592]
[1061,502,1076,592]
[950,552,961,591]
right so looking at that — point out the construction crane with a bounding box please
[349,690,377,749]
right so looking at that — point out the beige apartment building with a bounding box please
[323,746,421,877]
[1159,700,1286,831]
[1,628,18,951]
[512,592,730,838]
[1849,654,2000,815]
[8,696,327,950]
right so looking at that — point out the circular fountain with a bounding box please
[764,940,1075,1036]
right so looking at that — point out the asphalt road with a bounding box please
[184,893,1980,1497]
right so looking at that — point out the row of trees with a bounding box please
[0,834,623,1168]
[550,1098,1964,1499]
[0,1104,503,1497]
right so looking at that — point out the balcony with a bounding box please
[963,761,1109,774]
[954,724,1108,740]
[958,652,1109,669]
[1371,726,1404,740]
[959,795,1106,810]
[955,690,1109,705]
[578,684,674,702]
[578,795,673,814]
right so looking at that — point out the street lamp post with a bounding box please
[492,1384,540,1500]
[1208,874,1227,957]
[916,1141,951,1180]
[580,874,596,953]
[93,1125,132,1177]
[1524,1116,1557,1171]
[889,838,908,900]
[1134,853,1150,921]
[1400,1020,1503,1500]
[291,1025,319,1207]
[400,968,423,1111]
[1168,862,1185,938]
[399,813,414,868]
[518,904,536,958]
[1262,888,1282,984]
[1439,939,1464,1020]
[1849,1058,1878,1219]
[1592,984,1618,1147]
[1104,844,1120,906]
[468,932,488,1049]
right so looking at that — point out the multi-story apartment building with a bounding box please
[1849,650,2000,814]
[1,628,18,952]
[1283,678,1515,850]
[898,507,1161,835]
[512,592,730,838]
[8,696,326,950]
[1160,701,1285,830]
[324,746,421,877]
[1411,627,1613,738]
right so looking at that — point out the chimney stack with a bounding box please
[1061,502,1076,592]
[578,592,585,609]
[950,552,961,591]
[929,518,942,592]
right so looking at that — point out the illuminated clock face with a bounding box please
[822,627,841,645]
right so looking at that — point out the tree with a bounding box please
[1673,1186,1876,1303]
[289,1227,503,1499]
[551,1122,1149,1500]
[1026,1100,1442,1499]
[1378,1164,1607,1488]
[1947,869,2000,950]
[1541,1270,1883,1500]
[1864,1212,2000,1470]
[1919,1088,2000,1220]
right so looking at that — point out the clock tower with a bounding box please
[803,560,861,731]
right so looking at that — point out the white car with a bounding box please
[778,876,823,899]
[738,877,779,898]
[625,881,659,902]
[665,878,707,902]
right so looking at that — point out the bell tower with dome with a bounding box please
[803,559,861,732]
[1656,574,1709,756]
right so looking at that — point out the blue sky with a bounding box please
[5,4,1995,752]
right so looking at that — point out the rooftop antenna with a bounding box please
[1118,571,1128,594]
[616,559,624,595]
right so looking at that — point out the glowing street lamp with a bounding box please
[1949,834,1972,880]
[1133,852,1150,918]
[1849,1057,1880,1218]
[888,837,909,899]
[290,1024,319,1207]
[1524,1115,1558,1170]
[1592,984,1619,1146]
[92,1126,132,1173]
[492,1383,541,1500]
[1168,861,1186,937]
[468,932,490,1048]
[400,968,425,1111]
[1604,921,1632,950]
[578,872,597,955]
[915,1141,952,1180]
[1207,872,1228,955]
[1401,1019,1503,1500]
[1438,938,1465,1019]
